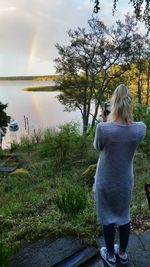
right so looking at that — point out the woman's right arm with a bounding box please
[93,123,104,151]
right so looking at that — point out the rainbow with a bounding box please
[31,92,43,121]
[28,32,43,123]
[28,32,38,70]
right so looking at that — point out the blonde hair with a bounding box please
[107,84,133,122]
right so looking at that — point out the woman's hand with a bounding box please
[102,111,107,122]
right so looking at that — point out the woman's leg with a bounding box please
[103,223,115,255]
[119,222,130,253]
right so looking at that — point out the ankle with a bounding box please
[108,252,115,258]
[119,249,126,255]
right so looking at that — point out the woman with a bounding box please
[93,84,147,267]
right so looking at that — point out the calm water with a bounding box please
[0,80,81,148]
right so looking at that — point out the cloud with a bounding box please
[0,6,18,12]
[0,0,141,76]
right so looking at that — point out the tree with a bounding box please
[92,0,150,32]
[145,39,150,105]
[132,34,148,104]
[0,102,10,133]
[54,15,137,134]
[126,33,150,104]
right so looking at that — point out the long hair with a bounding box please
[107,84,133,122]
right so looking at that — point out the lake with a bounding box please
[0,80,81,149]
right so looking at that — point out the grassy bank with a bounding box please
[0,123,149,266]
[21,85,58,92]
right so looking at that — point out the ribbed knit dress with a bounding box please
[93,121,147,226]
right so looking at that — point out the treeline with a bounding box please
[104,60,150,106]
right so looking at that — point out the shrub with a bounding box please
[10,136,35,152]
[0,149,4,158]
[54,179,88,218]
[133,103,150,156]
[38,123,88,164]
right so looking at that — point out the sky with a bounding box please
[0,0,144,76]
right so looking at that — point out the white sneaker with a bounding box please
[100,247,116,267]
[114,244,128,264]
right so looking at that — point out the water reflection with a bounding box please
[0,80,81,149]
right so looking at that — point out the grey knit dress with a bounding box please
[93,121,147,226]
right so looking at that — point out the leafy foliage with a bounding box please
[0,102,10,133]
[92,0,150,31]
[55,15,137,134]
[38,123,88,165]
[133,103,150,156]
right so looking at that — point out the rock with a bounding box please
[10,168,29,175]
[82,164,97,185]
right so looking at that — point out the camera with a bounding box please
[104,101,111,116]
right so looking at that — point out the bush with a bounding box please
[0,148,4,157]
[10,136,34,152]
[54,179,88,218]
[38,123,88,164]
[133,103,150,156]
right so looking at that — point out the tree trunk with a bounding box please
[146,62,150,105]
[137,73,142,104]
[82,115,88,134]
[87,100,100,135]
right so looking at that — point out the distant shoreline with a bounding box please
[22,85,59,92]
[0,75,58,81]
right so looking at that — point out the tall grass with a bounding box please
[54,179,88,218]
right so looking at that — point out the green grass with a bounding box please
[0,123,149,266]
